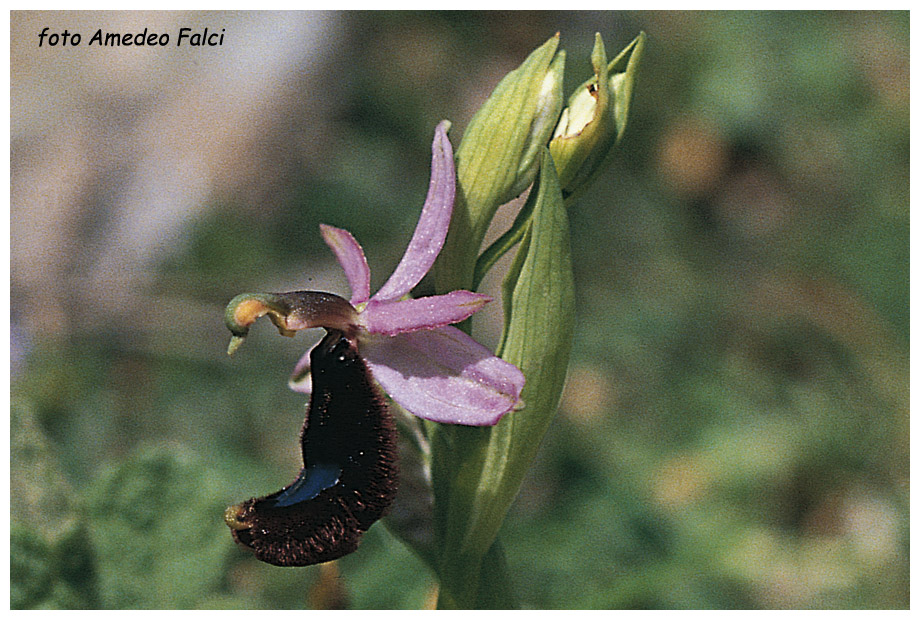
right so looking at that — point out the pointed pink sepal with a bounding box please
[360,326,525,426]
[320,224,371,305]
[372,120,456,302]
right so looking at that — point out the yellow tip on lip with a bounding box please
[224,504,250,531]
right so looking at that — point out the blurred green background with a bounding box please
[10,11,908,609]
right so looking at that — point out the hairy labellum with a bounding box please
[225,329,399,566]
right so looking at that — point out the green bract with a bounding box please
[470,32,645,291]
[428,151,574,607]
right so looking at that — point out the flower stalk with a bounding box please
[429,149,573,607]
[425,32,644,608]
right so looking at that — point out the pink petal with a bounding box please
[360,326,525,426]
[372,121,456,302]
[288,369,312,394]
[320,224,371,305]
[289,349,313,394]
[287,334,324,394]
[361,291,490,336]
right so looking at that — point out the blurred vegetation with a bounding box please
[11,11,908,609]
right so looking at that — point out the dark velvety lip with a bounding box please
[224,329,398,567]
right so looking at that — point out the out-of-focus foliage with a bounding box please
[84,446,233,608]
[11,401,99,609]
[11,11,907,609]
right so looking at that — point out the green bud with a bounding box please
[436,34,564,293]
[549,31,646,198]
[509,50,566,200]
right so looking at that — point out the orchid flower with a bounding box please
[225,121,524,426]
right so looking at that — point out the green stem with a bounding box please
[436,539,515,609]
[472,187,539,291]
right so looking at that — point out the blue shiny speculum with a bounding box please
[272,462,342,508]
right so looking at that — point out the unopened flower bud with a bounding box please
[509,50,566,200]
[437,34,563,292]
[549,31,645,199]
